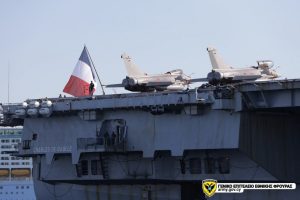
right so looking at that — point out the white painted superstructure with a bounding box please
[0,127,35,200]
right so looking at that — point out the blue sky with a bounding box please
[0,0,300,102]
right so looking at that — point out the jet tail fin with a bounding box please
[207,47,231,70]
[121,53,146,77]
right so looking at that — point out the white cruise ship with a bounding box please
[0,127,36,200]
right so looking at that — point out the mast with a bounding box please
[85,46,106,95]
[7,63,10,104]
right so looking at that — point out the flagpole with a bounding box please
[85,46,106,95]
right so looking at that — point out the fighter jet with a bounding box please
[206,47,279,84]
[106,53,200,92]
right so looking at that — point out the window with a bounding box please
[76,160,89,177]
[22,140,31,150]
[32,133,38,140]
[1,145,11,149]
[204,157,216,174]
[12,162,19,165]
[218,157,230,174]
[81,160,88,175]
[0,157,9,160]
[91,160,102,175]
[189,158,201,174]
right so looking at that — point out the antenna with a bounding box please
[7,63,10,104]
[85,46,106,95]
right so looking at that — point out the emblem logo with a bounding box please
[202,179,217,197]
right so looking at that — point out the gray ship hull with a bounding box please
[2,79,300,199]
[32,181,300,200]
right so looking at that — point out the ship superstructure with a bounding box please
[1,79,300,199]
[0,127,36,200]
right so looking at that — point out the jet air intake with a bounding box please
[207,71,226,83]
[122,77,138,86]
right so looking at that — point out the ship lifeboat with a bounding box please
[27,108,38,116]
[11,168,31,177]
[15,109,26,116]
[0,168,9,176]
[39,107,52,117]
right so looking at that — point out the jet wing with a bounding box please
[190,78,208,83]
[232,75,262,81]
[105,83,124,88]
[105,82,173,88]
[145,81,174,86]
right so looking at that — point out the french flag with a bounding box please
[63,46,97,97]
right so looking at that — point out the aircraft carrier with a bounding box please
[1,79,300,200]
